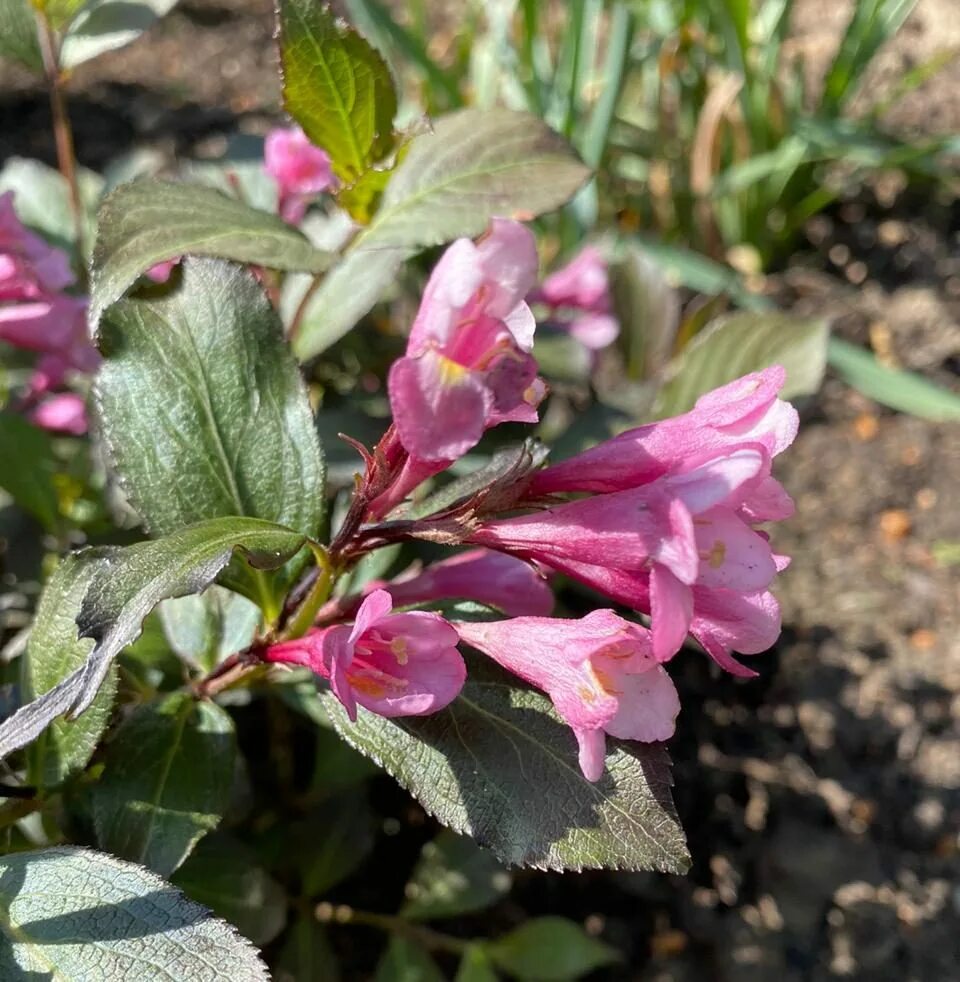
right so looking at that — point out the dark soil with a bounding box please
[2,1,958,979]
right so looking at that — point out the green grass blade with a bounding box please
[827,338,960,421]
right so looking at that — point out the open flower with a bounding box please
[265,589,465,720]
[471,446,782,663]
[264,126,335,223]
[387,219,543,465]
[528,366,797,499]
[456,611,680,781]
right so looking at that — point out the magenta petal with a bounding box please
[650,565,694,662]
[352,646,466,717]
[349,589,393,645]
[389,351,491,462]
[574,727,606,782]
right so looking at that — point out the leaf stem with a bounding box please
[278,543,334,641]
[36,13,85,270]
[315,903,471,955]
[287,272,324,341]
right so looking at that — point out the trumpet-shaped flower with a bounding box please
[372,549,554,617]
[528,366,797,503]
[265,589,465,720]
[456,611,680,781]
[471,447,782,662]
[388,219,544,464]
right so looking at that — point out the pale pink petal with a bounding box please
[407,238,483,352]
[650,565,694,662]
[31,393,87,435]
[693,509,778,592]
[349,589,394,645]
[351,644,465,717]
[568,313,619,349]
[389,350,491,462]
[603,667,680,742]
[665,447,767,514]
[574,727,606,782]
[475,218,539,320]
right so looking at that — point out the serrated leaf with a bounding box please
[92,692,235,876]
[90,180,330,329]
[375,936,444,982]
[159,587,261,673]
[171,833,287,945]
[0,412,60,530]
[0,0,42,72]
[0,518,305,760]
[488,917,620,981]
[24,553,117,789]
[324,658,689,873]
[0,846,269,980]
[60,0,180,68]
[402,830,510,921]
[96,259,326,539]
[279,0,397,182]
[653,311,829,418]
[293,108,589,359]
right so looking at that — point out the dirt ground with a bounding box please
[1,1,958,979]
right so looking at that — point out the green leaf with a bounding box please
[0,156,103,254]
[24,554,117,788]
[37,0,87,30]
[0,0,42,72]
[279,0,397,183]
[158,587,261,673]
[375,936,444,982]
[171,833,287,945]
[609,245,680,381]
[294,108,590,359]
[300,792,374,896]
[323,658,689,873]
[96,259,326,539]
[92,692,235,876]
[456,945,500,982]
[0,413,60,530]
[0,846,269,980]
[90,180,329,329]
[827,337,960,421]
[275,916,341,982]
[488,917,619,981]
[653,311,829,418]
[0,517,305,760]
[60,0,180,68]
[402,830,510,921]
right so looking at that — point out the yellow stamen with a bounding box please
[390,636,409,666]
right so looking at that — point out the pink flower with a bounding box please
[31,392,88,435]
[375,549,554,617]
[0,192,74,299]
[471,447,782,663]
[456,611,680,781]
[264,126,335,224]
[529,245,619,351]
[387,219,544,465]
[529,366,797,499]
[265,589,465,720]
[542,556,784,677]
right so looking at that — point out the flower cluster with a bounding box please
[0,191,97,434]
[266,210,799,783]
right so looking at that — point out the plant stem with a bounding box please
[279,544,334,641]
[36,14,85,268]
[315,903,471,956]
[0,797,43,830]
[287,273,323,341]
